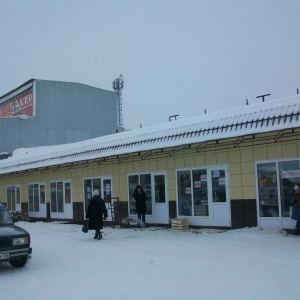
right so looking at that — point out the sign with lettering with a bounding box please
[281,170,300,179]
[0,90,33,118]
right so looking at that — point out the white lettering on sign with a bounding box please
[0,90,33,117]
[18,93,33,109]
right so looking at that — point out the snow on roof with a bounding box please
[1,94,300,174]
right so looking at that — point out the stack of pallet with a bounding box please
[171,218,189,232]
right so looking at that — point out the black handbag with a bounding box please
[82,222,88,233]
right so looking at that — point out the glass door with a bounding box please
[153,173,168,224]
[209,168,230,226]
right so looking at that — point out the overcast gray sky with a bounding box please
[1,0,300,129]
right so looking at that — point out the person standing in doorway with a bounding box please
[292,184,300,235]
[86,190,108,240]
[133,185,147,227]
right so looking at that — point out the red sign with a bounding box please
[0,90,33,118]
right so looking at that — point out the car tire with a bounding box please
[9,257,28,268]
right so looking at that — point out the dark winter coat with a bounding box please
[292,191,300,221]
[85,195,108,230]
[134,191,147,214]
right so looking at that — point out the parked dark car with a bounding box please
[0,204,32,267]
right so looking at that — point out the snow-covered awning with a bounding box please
[0,94,300,174]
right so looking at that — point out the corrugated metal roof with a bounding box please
[1,94,300,174]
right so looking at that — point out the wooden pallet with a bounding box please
[171,218,189,232]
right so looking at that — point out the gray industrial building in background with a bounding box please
[0,79,124,155]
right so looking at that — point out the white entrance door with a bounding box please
[64,182,73,219]
[208,168,231,227]
[153,173,168,224]
[50,181,73,219]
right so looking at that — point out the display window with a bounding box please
[176,165,230,227]
[257,159,300,218]
[177,169,209,217]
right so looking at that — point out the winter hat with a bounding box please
[92,190,100,196]
[294,185,300,191]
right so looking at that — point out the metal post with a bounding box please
[256,94,271,102]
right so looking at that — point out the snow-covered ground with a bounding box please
[1,222,299,300]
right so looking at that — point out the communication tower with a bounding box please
[113,75,124,126]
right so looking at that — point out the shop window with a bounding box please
[6,185,20,211]
[192,169,208,216]
[279,160,300,217]
[178,169,210,217]
[177,171,192,216]
[257,160,300,218]
[257,163,279,217]
[128,175,139,215]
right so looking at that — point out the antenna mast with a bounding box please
[113,74,124,127]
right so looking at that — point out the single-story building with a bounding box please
[1,94,300,229]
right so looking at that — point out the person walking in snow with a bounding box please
[291,184,300,235]
[85,190,108,240]
[133,185,147,227]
